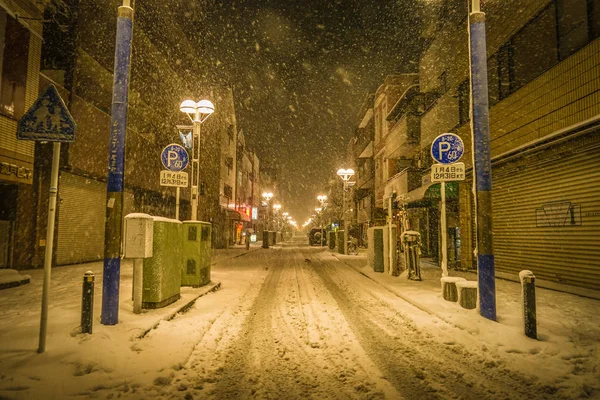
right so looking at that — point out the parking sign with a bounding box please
[161,143,189,172]
[431,133,464,164]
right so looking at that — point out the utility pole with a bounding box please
[469,0,496,321]
[101,0,134,325]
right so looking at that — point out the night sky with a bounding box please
[183,0,425,222]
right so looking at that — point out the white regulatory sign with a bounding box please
[159,170,188,187]
[431,162,466,182]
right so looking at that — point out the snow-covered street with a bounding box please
[0,240,598,399]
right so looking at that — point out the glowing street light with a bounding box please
[180,99,215,220]
[336,168,354,229]
[262,191,273,202]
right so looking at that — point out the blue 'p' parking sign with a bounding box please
[161,143,189,172]
[431,133,464,164]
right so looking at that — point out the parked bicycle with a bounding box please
[347,236,359,255]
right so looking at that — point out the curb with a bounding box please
[134,281,221,340]
[0,276,31,290]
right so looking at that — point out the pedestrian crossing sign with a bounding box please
[17,84,76,142]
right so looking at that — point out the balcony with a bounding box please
[385,113,421,160]
[383,168,421,201]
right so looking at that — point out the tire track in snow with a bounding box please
[179,247,401,399]
[310,252,566,399]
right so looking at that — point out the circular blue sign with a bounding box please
[161,143,189,172]
[431,133,464,164]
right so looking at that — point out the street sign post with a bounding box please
[17,84,77,353]
[160,144,189,220]
[430,134,464,278]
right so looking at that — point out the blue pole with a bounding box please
[469,10,496,321]
[101,3,134,325]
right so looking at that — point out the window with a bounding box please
[0,10,30,120]
[497,43,513,101]
[589,0,600,40]
[225,156,233,175]
[224,184,232,199]
[227,125,234,144]
[557,0,590,59]
[487,55,500,106]
[438,71,448,95]
[512,4,558,92]
[381,98,388,137]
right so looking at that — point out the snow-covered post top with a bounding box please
[519,270,535,284]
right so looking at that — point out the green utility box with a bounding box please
[367,226,397,275]
[328,231,336,250]
[270,231,277,245]
[368,227,384,273]
[337,230,346,254]
[181,221,212,287]
[142,217,182,309]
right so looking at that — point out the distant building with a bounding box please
[235,129,260,244]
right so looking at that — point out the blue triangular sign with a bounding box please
[17,84,77,142]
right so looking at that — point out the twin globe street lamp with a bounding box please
[180,99,215,221]
[262,191,273,229]
[336,168,354,229]
[317,194,328,246]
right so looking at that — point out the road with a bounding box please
[117,236,562,400]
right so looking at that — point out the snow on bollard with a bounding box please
[81,271,95,334]
[456,281,478,309]
[441,276,467,302]
[519,270,537,340]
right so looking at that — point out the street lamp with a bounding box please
[317,194,327,247]
[273,204,282,232]
[180,99,215,220]
[262,191,273,229]
[336,168,354,229]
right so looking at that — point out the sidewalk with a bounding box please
[332,251,600,397]
[0,245,261,355]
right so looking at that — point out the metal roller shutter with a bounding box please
[492,131,600,292]
[56,173,106,265]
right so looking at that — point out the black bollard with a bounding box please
[81,271,95,334]
[520,270,537,339]
[262,230,269,249]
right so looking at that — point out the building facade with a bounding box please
[352,0,600,296]
[0,1,257,268]
[0,0,44,269]
[234,130,260,244]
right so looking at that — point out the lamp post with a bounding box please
[317,194,327,246]
[262,191,273,229]
[273,203,282,236]
[180,99,215,221]
[282,211,288,238]
[336,169,354,230]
